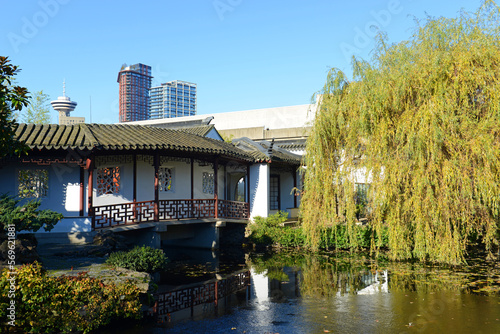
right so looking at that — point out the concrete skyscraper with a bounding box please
[149,80,197,119]
[117,63,152,122]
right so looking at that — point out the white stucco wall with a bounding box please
[94,158,225,203]
[0,163,89,233]
[249,163,269,219]
[93,160,133,206]
[193,163,224,199]
[135,160,192,201]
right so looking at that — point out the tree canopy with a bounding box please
[0,56,29,158]
[18,90,51,124]
[301,1,500,264]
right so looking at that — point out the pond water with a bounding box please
[106,249,500,334]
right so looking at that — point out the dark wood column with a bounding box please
[86,155,95,229]
[79,165,85,217]
[132,154,138,220]
[190,158,194,200]
[214,158,219,218]
[247,163,251,204]
[154,153,159,221]
[133,154,137,202]
[223,164,227,200]
[293,167,298,208]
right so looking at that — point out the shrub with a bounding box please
[0,262,141,333]
[0,194,63,233]
[106,246,167,273]
[247,211,388,251]
[247,211,289,245]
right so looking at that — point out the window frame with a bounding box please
[96,166,121,196]
[17,168,49,199]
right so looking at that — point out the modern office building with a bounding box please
[51,81,85,125]
[117,63,152,122]
[149,80,197,119]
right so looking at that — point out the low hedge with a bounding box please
[106,245,168,273]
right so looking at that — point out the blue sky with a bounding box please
[1,0,484,124]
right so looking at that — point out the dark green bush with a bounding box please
[0,194,63,232]
[0,262,141,333]
[106,246,168,273]
[247,211,289,245]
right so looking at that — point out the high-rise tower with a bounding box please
[51,81,84,125]
[149,80,197,119]
[117,63,152,122]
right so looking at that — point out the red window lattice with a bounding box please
[97,167,120,196]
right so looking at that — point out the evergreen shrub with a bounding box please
[106,246,168,273]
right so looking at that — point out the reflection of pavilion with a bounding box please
[356,270,389,295]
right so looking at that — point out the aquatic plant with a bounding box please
[301,1,500,264]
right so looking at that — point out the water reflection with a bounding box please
[245,251,500,333]
[105,250,500,333]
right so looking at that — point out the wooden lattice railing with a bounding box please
[218,199,250,219]
[93,200,156,229]
[153,270,251,317]
[93,199,249,229]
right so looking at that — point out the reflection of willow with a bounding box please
[385,263,470,293]
[300,256,374,297]
[249,252,500,297]
[248,252,303,282]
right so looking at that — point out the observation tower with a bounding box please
[51,81,83,125]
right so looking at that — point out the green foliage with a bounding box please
[301,1,500,264]
[106,246,168,273]
[247,211,386,250]
[19,90,51,124]
[0,56,30,158]
[247,211,290,245]
[0,262,141,333]
[318,225,389,250]
[0,194,63,232]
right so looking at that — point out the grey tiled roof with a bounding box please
[178,125,216,137]
[232,138,302,165]
[13,123,253,161]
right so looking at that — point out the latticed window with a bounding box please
[202,172,214,194]
[159,167,173,192]
[97,167,120,196]
[18,169,48,198]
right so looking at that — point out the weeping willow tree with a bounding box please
[301,1,500,264]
